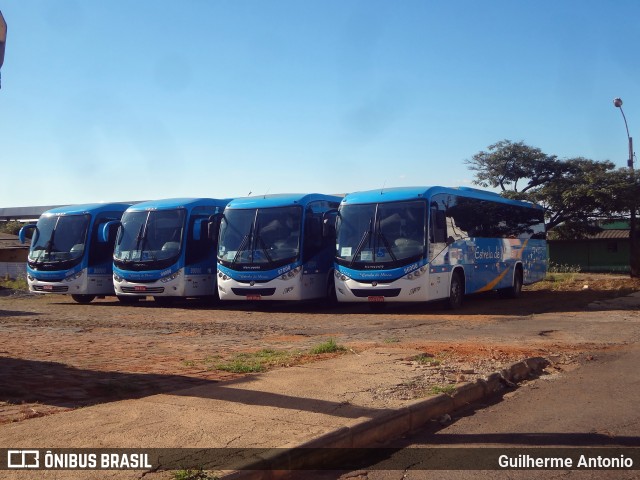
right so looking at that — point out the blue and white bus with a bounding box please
[216,193,341,301]
[109,198,230,303]
[334,186,547,308]
[19,203,131,303]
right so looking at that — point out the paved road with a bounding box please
[322,342,640,480]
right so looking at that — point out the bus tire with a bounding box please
[501,266,523,299]
[117,295,140,304]
[447,271,464,310]
[71,294,96,304]
[368,301,387,312]
[154,296,176,306]
[326,276,338,305]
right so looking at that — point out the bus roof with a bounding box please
[225,193,343,210]
[341,186,542,210]
[41,203,132,217]
[125,198,231,212]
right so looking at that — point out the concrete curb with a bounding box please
[220,356,550,479]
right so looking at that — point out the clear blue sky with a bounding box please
[1,0,639,207]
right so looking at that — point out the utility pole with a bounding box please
[613,98,639,278]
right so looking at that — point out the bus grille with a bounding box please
[231,288,276,297]
[351,288,401,298]
[33,285,69,293]
[120,286,165,294]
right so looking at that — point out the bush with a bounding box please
[547,261,581,273]
[0,221,28,236]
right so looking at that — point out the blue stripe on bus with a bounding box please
[218,261,303,282]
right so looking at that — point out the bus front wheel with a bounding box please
[326,276,338,305]
[154,296,176,306]
[117,295,140,304]
[447,271,464,310]
[71,294,96,304]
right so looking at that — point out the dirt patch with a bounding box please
[1,273,638,424]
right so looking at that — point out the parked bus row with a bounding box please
[18,186,547,309]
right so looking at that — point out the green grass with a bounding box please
[309,338,346,355]
[173,468,218,480]
[210,340,348,374]
[414,353,441,366]
[213,348,299,373]
[0,278,28,291]
[430,384,456,395]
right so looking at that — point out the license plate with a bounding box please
[43,285,53,291]
[134,286,147,292]
[368,296,385,302]
[247,295,261,301]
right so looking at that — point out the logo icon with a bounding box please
[7,450,40,469]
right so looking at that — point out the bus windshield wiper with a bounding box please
[232,224,254,264]
[377,232,398,262]
[349,218,373,267]
[134,220,148,254]
[44,218,60,257]
[256,234,274,265]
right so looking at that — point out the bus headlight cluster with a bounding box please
[64,271,84,282]
[281,266,302,281]
[405,266,428,280]
[113,273,123,282]
[27,275,35,281]
[218,272,230,281]
[160,269,182,283]
[334,270,351,282]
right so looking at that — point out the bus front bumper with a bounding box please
[335,277,429,303]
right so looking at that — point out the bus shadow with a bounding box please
[0,356,213,410]
[0,309,40,317]
[54,288,640,317]
[224,288,640,316]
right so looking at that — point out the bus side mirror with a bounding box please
[207,214,222,243]
[18,224,36,244]
[322,210,338,238]
[99,221,121,243]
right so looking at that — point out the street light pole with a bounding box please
[613,98,639,278]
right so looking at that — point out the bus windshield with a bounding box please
[114,209,186,269]
[29,214,90,266]
[218,206,301,269]
[336,201,426,267]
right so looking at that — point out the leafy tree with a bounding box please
[466,140,638,239]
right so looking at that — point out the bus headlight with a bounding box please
[160,269,182,283]
[335,270,350,282]
[218,272,229,281]
[64,271,84,282]
[406,266,427,281]
[281,266,302,281]
[113,273,123,282]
